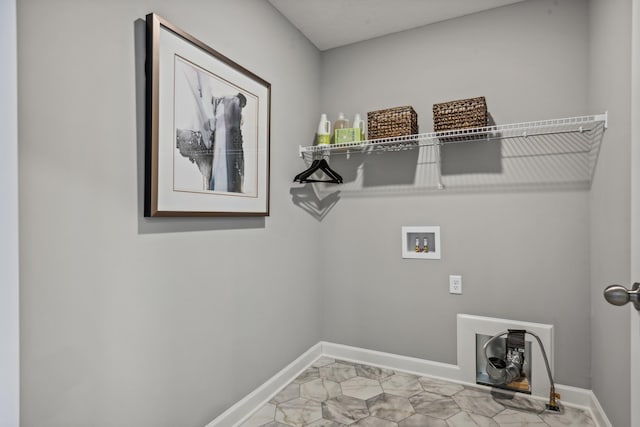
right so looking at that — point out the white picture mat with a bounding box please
[156,26,269,213]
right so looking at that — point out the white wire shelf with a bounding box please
[297,113,607,191]
[299,113,607,157]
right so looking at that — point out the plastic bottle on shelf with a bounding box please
[333,112,350,130]
[316,113,331,145]
[333,112,350,144]
[332,112,349,144]
[353,113,366,142]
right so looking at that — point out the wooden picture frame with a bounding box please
[145,13,270,217]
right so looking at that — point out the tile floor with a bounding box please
[239,357,595,427]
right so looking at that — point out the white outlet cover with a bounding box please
[449,275,462,294]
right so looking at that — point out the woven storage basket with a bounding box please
[367,106,418,140]
[433,96,487,132]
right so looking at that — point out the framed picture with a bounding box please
[145,13,271,216]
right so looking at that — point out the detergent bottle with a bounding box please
[316,113,331,145]
[353,113,366,141]
[333,112,350,144]
[333,112,350,131]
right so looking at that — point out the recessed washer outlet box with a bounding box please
[401,226,441,259]
[457,314,553,399]
[476,333,532,394]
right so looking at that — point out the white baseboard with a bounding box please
[320,341,461,382]
[204,343,322,427]
[205,341,611,427]
[587,389,614,427]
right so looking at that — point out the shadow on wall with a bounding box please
[288,129,595,219]
[440,111,502,175]
[361,149,420,187]
[133,19,265,234]
[321,126,600,197]
[440,139,502,175]
[294,149,421,189]
[289,184,340,221]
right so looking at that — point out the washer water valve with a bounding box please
[483,329,560,412]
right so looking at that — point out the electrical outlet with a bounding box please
[449,275,462,294]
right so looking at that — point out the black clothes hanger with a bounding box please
[320,160,343,182]
[295,159,339,183]
[294,158,343,184]
[301,159,342,183]
[297,159,328,182]
[294,159,320,182]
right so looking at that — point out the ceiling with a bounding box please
[268,0,527,51]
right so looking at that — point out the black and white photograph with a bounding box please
[174,57,257,197]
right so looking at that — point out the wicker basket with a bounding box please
[433,97,487,132]
[367,106,418,140]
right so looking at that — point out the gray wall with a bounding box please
[319,0,593,388]
[18,1,322,426]
[588,0,632,426]
[0,0,19,426]
[16,0,634,426]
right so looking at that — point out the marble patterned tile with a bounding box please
[304,419,346,427]
[341,376,383,400]
[453,388,505,418]
[366,393,415,422]
[319,362,358,383]
[300,378,342,402]
[334,359,358,366]
[408,394,461,419]
[320,363,358,383]
[270,383,300,405]
[397,413,448,427]
[351,416,399,426]
[355,364,395,380]
[459,387,492,397]
[240,403,276,427]
[493,409,546,425]
[274,397,322,427]
[539,405,595,426]
[241,360,596,427]
[380,374,423,398]
[394,371,420,379]
[494,421,547,426]
[447,411,499,427]
[417,376,464,397]
[469,412,502,427]
[491,393,546,414]
[494,422,547,426]
[312,357,336,368]
[407,391,445,410]
[293,367,320,384]
[322,395,370,425]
